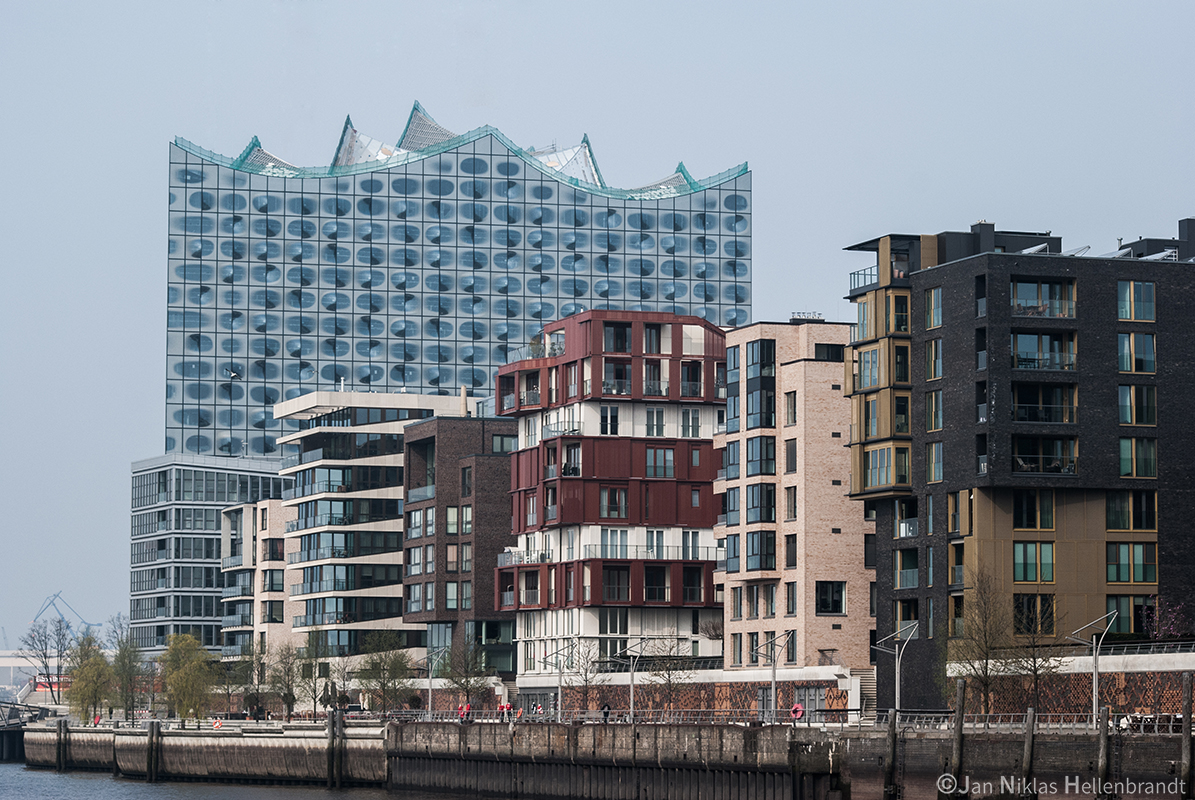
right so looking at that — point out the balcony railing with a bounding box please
[976,350,988,370]
[602,379,631,396]
[976,403,988,423]
[520,589,540,605]
[644,586,670,602]
[951,618,965,638]
[1011,298,1075,318]
[521,389,541,406]
[644,380,668,397]
[283,480,352,501]
[850,264,879,291]
[290,579,352,596]
[715,422,727,435]
[680,381,703,397]
[561,463,581,477]
[407,484,436,503]
[950,565,965,586]
[222,585,253,598]
[603,586,630,602]
[496,550,554,567]
[897,520,918,539]
[544,464,558,480]
[502,333,566,364]
[897,569,919,589]
[288,546,352,564]
[281,448,324,470]
[525,512,538,526]
[221,644,250,658]
[221,614,253,628]
[1012,455,1078,474]
[683,587,704,603]
[582,544,722,561]
[221,554,243,569]
[285,513,354,533]
[977,455,989,475]
[502,394,517,411]
[545,505,558,521]
[976,297,987,317]
[500,590,515,608]
[1013,352,1076,371]
[293,612,359,628]
[542,422,582,440]
[716,468,727,479]
[1013,405,1078,424]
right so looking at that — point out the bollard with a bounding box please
[883,709,897,796]
[146,720,160,782]
[948,679,965,798]
[1022,707,1036,790]
[1183,673,1192,800]
[326,713,335,789]
[334,710,345,789]
[1097,706,1109,788]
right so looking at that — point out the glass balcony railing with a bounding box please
[284,480,353,501]
[1013,352,1076,370]
[896,569,919,589]
[221,644,250,658]
[500,590,515,608]
[407,484,436,503]
[602,379,631,396]
[544,464,558,480]
[850,265,879,291]
[285,513,355,533]
[520,589,539,605]
[1013,405,1078,424]
[221,554,243,569]
[581,544,722,561]
[502,394,517,411]
[603,586,630,602]
[287,546,353,564]
[521,389,541,406]
[680,381,703,397]
[496,550,554,567]
[222,585,253,599]
[221,614,253,628]
[644,586,670,602]
[1012,455,1078,474]
[290,579,352,596]
[897,520,919,539]
[542,422,583,439]
[281,448,325,470]
[683,586,704,603]
[1011,298,1075,318]
[644,380,668,397]
[951,618,965,638]
[545,505,558,521]
[950,565,965,586]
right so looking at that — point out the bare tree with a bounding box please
[299,634,330,716]
[698,618,724,642]
[216,653,250,717]
[357,631,412,713]
[1143,597,1192,641]
[268,642,301,721]
[642,637,696,711]
[1007,613,1064,714]
[949,567,1014,714]
[108,615,142,721]
[564,639,609,710]
[19,621,58,704]
[441,642,492,707]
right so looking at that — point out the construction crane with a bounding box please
[31,593,99,636]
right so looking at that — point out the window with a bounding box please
[731,587,742,619]
[731,633,742,665]
[864,533,876,568]
[925,287,942,329]
[1119,333,1155,373]
[1107,543,1157,583]
[785,487,797,520]
[599,488,628,518]
[645,407,665,437]
[425,582,435,611]
[1012,489,1054,530]
[691,488,700,507]
[1012,279,1073,317]
[1106,490,1156,530]
[461,505,473,534]
[446,506,458,535]
[746,437,776,476]
[1013,542,1055,582]
[644,323,662,354]
[405,546,422,576]
[725,534,740,572]
[786,582,797,615]
[784,438,797,473]
[746,484,775,523]
[891,294,909,332]
[894,345,909,383]
[785,533,797,567]
[746,339,776,378]
[926,390,943,432]
[445,582,458,610]
[1107,595,1156,634]
[407,583,422,613]
[460,581,472,609]
[746,585,759,618]
[926,442,943,483]
[1118,280,1155,321]
[646,448,674,478]
[1013,594,1054,635]
[723,441,739,479]
[691,448,700,467]
[748,632,760,664]
[864,447,891,488]
[926,339,942,380]
[681,408,701,437]
[460,467,473,497]
[603,322,631,353]
[815,343,845,362]
[785,391,797,424]
[1119,385,1157,426]
[746,530,775,570]
[894,395,909,434]
[764,584,777,617]
[600,406,620,435]
[864,398,878,438]
[460,542,472,572]
[493,435,517,453]
[815,581,845,615]
[724,487,740,526]
[1119,438,1157,477]
[424,544,435,574]
[859,349,880,389]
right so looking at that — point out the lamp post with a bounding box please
[425,646,449,719]
[540,638,579,723]
[609,640,652,721]
[1066,610,1118,723]
[746,631,795,723]
[871,621,918,714]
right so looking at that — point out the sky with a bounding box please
[0,0,1191,647]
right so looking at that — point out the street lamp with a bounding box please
[746,631,795,723]
[871,621,918,714]
[1066,610,1118,723]
[608,639,653,721]
[425,646,450,719]
[540,638,579,723]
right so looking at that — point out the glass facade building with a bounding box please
[166,103,752,457]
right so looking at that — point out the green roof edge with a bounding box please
[331,114,354,165]
[230,136,262,170]
[581,134,607,188]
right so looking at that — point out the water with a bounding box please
[0,762,472,800]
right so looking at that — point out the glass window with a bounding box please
[1119,385,1157,426]
[746,484,775,524]
[1012,489,1054,530]
[645,407,665,437]
[600,406,620,435]
[859,349,881,389]
[926,442,943,483]
[746,530,775,570]
[926,390,943,432]
[1013,542,1054,582]
[746,436,776,476]
[1106,543,1156,583]
[723,441,739,479]
[460,467,473,497]
[1013,594,1055,635]
[864,447,891,488]
[925,287,942,329]
[926,339,942,380]
[725,533,740,572]
[785,391,797,424]
[1119,333,1155,373]
[815,581,845,614]
[894,345,909,383]
[786,582,797,615]
[646,447,675,478]
[1118,280,1156,321]
[894,395,910,434]
[1106,490,1156,530]
[1119,438,1157,477]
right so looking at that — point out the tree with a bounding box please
[160,634,216,722]
[949,567,1014,715]
[441,642,492,707]
[358,631,412,714]
[1007,615,1064,714]
[216,651,250,717]
[19,618,72,704]
[1143,597,1192,640]
[564,639,609,710]
[66,632,112,724]
[269,641,301,720]
[241,641,271,718]
[299,633,331,716]
[108,615,142,721]
[642,637,696,711]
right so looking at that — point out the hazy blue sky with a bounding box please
[1,1,1191,645]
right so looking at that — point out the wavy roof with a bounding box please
[175,101,747,201]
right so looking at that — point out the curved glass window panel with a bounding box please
[494,252,521,270]
[693,262,717,279]
[495,229,522,248]
[221,215,246,235]
[426,179,454,196]
[390,319,418,339]
[356,246,386,266]
[321,268,351,288]
[357,197,387,216]
[628,281,655,299]
[494,276,522,295]
[188,286,215,305]
[527,230,555,249]
[286,338,315,357]
[394,224,420,243]
[392,200,420,219]
[390,365,420,384]
[426,319,453,338]
[724,240,749,258]
[393,248,420,267]
[424,344,454,363]
[693,212,717,230]
[529,206,555,226]
[560,302,587,317]
[661,281,687,300]
[661,305,688,316]
[460,295,487,315]
[460,203,488,223]
[360,178,384,193]
[693,282,718,303]
[627,233,654,251]
[356,222,386,241]
[595,279,622,298]
[460,157,488,175]
[319,220,347,239]
[250,386,281,405]
[320,364,348,382]
[693,237,718,256]
[357,269,385,288]
[189,191,215,211]
[496,161,520,176]
[178,168,206,184]
[725,214,749,234]
[185,334,213,352]
[695,306,719,323]
[392,177,419,194]
[250,264,282,284]
[187,239,214,258]
[561,254,586,273]
[628,259,655,276]
[528,301,555,320]
[595,232,622,252]
[185,435,212,454]
[391,271,419,290]
[218,311,245,331]
[356,293,385,313]
[356,365,385,384]
[250,337,280,357]
[251,194,281,213]
[252,313,280,332]
[220,240,247,260]
[562,208,589,227]
[460,321,487,340]
[494,180,522,199]
[495,298,521,318]
[425,225,453,244]
[251,360,280,380]
[250,410,279,430]
[425,201,453,220]
[288,197,317,215]
[628,212,655,231]
[724,194,749,211]
[563,231,588,250]
[594,255,621,274]
[321,292,350,311]
[661,236,687,255]
[426,296,453,315]
[426,249,454,268]
[321,338,350,357]
[321,316,350,336]
[221,289,242,305]
[392,342,419,362]
[217,383,245,402]
[322,197,351,217]
[724,308,749,326]
[527,276,554,295]
[661,260,687,278]
[425,273,454,292]
[529,253,555,272]
[393,293,420,314]
[285,242,315,262]
[460,275,487,294]
[723,260,749,278]
[662,213,687,232]
[167,310,207,329]
[561,278,589,297]
[459,180,488,199]
[494,205,521,225]
[460,226,487,246]
[356,316,384,337]
[252,218,282,237]
[224,194,249,212]
[531,185,553,200]
[596,209,623,229]
[251,241,281,261]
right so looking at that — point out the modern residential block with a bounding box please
[218,498,296,660]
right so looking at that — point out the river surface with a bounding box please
[0,762,474,799]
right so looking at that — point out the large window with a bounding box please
[645,407,665,437]
[747,436,776,476]
[724,534,740,572]
[746,389,774,429]
[724,487,740,526]
[816,581,845,615]
[746,530,775,570]
[600,406,620,435]
[746,484,776,523]
[894,345,909,383]
[1013,542,1054,582]
[1119,438,1157,477]
[1119,385,1157,426]
[1107,543,1157,583]
[681,408,701,437]
[1106,489,1156,530]
[1118,333,1155,373]
[926,390,943,432]
[1013,489,1054,530]
[859,348,880,389]
[785,486,797,520]
[926,339,942,380]
[1013,332,1075,371]
[646,448,674,478]
[926,442,943,483]
[1118,280,1155,321]
[1011,279,1074,317]
[925,287,942,329]
[723,441,739,479]
[746,339,776,378]
[599,488,627,518]
[864,447,891,489]
[1014,594,1054,635]
[1107,595,1156,634]
[785,391,797,424]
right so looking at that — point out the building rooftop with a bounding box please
[174,101,748,201]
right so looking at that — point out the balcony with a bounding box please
[850,264,879,291]
[603,585,630,602]
[500,590,515,608]
[496,550,554,567]
[520,389,541,406]
[1013,405,1078,424]
[976,350,988,370]
[221,613,253,628]
[716,468,727,480]
[221,554,243,570]
[284,480,352,501]
[544,464,558,480]
[221,644,250,658]
[281,447,324,469]
[644,380,668,397]
[582,544,722,561]
[950,565,965,586]
[222,585,253,599]
[976,455,989,475]
[285,513,354,533]
[897,520,918,539]
[896,569,919,589]
[683,586,704,603]
[602,379,631,396]
[976,403,988,423]
[1011,298,1075,319]
[502,394,517,411]
[716,379,727,399]
[976,297,987,317]
[290,579,352,596]
[503,333,566,364]
[951,618,965,638]
[287,546,352,565]
[561,463,581,477]
[542,422,582,440]
[407,484,436,504]
[520,589,540,605]
[1012,455,1078,475]
[1013,352,1076,371]
[545,504,558,521]
[644,586,670,602]
[715,422,727,435]
[525,512,538,527]
[293,612,359,628]
[680,381,703,398]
